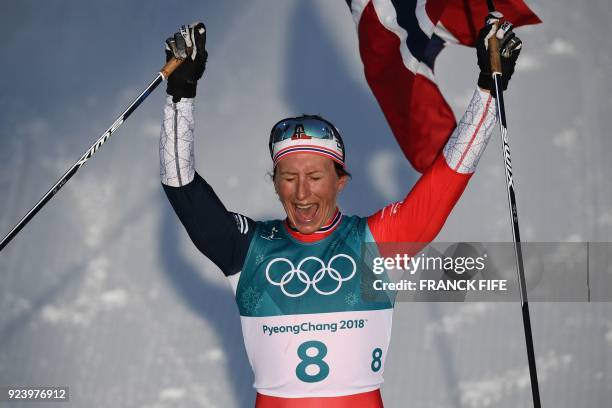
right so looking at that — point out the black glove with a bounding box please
[477,12,522,93]
[165,22,207,102]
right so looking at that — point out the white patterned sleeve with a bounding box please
[159,96,195,187]
[443,88,497,174]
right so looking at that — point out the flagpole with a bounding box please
[485,2,542,407]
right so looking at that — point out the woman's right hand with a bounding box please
[165,22,208,102]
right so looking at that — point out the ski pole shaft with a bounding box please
[0,57,185,253]
[486,5,542,408]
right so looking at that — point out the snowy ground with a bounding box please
[0,0,611,407]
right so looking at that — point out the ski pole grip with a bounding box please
[160,57,185,80]
[488,22,502,75]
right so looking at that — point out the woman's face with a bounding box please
[274,153,348,235]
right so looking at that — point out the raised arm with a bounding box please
[368,17,522,243]
[367,87,494,243]
[159,23,255,277]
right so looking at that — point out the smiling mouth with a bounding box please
[293,203,319,224]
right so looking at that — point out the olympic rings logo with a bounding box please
[265,254,356,298]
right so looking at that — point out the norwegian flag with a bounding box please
[346,0,540,172]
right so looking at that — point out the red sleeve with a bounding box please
[367,154,471,243]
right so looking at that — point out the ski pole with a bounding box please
[486,1,541,407]
[0,57,185,253]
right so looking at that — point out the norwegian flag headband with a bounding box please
[268,115,346,167]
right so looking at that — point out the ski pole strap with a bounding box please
[160,57,185,80]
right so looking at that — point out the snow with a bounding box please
[159,387,186,401]
[552,128,578,151]
[100,289,128,309]
[548,38,576,56]
[203,348,225,362]
[426,303,493,338]
[515,53,542,71]
[367,150,403,202]
[458,351,573,407]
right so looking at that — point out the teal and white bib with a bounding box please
[228,216,393,398]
